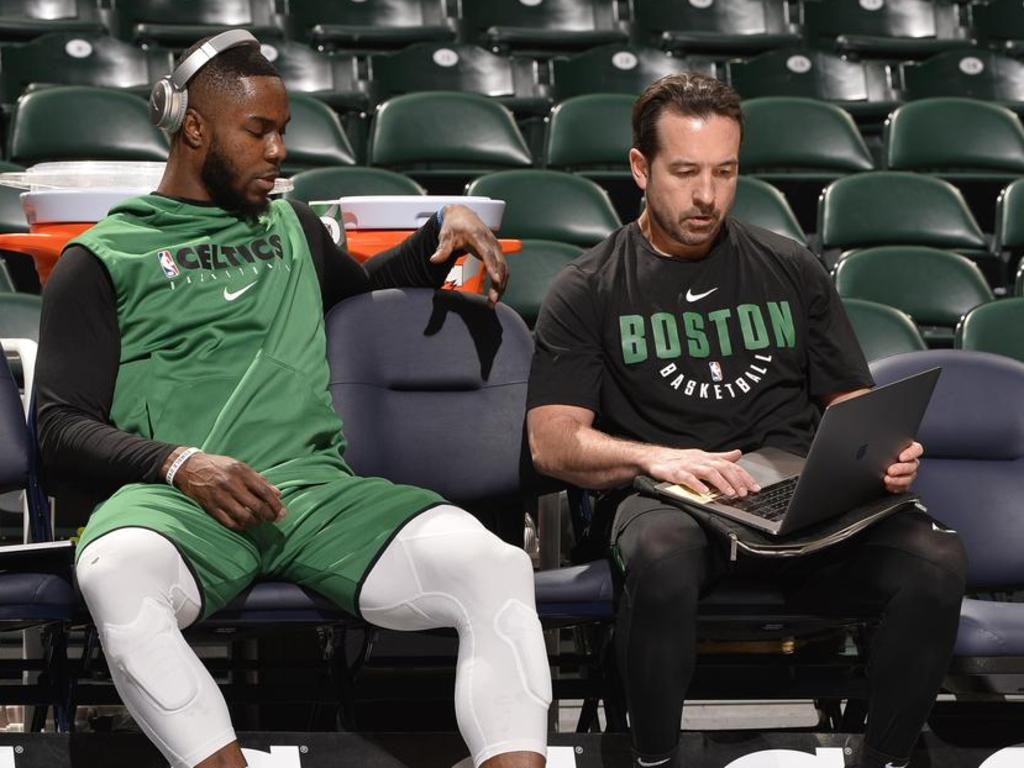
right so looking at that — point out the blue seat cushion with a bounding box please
[0,571,74,622]
[955,597,1024,656]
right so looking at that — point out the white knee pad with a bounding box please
[77,528,235,768]
[360,505,551,766]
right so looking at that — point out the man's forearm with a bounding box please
[529,417,653,490]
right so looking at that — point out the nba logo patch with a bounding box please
[709,361,723,382]
[157,250,179,279]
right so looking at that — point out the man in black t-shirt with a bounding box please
[527,74,966,768]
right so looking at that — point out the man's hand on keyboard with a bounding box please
[642,447,762,498]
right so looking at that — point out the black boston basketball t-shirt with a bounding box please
[527,218,873,456]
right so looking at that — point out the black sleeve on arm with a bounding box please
[802,253,875,398]
[35,246,178,494]
[527,265,605,413]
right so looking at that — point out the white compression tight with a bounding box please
[75,505,550,768]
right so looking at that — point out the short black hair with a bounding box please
[179,35,280,106]
[632,73,743,160]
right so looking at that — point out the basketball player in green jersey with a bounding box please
[36,33,550,768]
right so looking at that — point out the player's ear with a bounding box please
[180,108,205,150]
[629,148,649,191]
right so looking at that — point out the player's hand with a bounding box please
[642,447,761,498]
[428,203,508,307]
[169,451,286,531]
[885,440,922,494]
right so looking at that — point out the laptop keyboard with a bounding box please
[726,476,799,521]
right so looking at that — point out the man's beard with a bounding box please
[200,139,269,221]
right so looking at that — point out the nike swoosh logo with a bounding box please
[685,287,718,302]
[224,281,258,301]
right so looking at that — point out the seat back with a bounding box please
[111,0,275,45]
[0,31,173,104]
[0,294,41,343]
[499,239,582,328]
[0,0,103,43]
[834,246,994,327]
[282,93,356,173]
[325,288,534,505]
[804,0,949,43]
[730,47,872,102]
[9,85,168,164]
[740,97,874,173]
[818,172,987,252]
[0,344,28,493]
[884,97,1024,173]
[902,50,1024,103]
[369,91,532,170]
[731,177,805,245]
[633,0,789,39]
[545,93,633,170]
[287,0,445,34]
[370,42,515,100]
[972,0,1024,52]
[870,350,1024,589]
[461,0,619,35]
[552,44,714,100]
[258,40,361,99]
[841,297,927,362]
[285,167,425,203]
[994,178,1024,270]
[955,297,1024,363]
[0,161,27,234]
[466,170,620,246]
[1018,261,1024,296]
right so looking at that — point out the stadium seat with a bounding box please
[9,86,169,165]
[459,0,627,55]
[0,161,27,235]
[841,297,927,362]
[727,47,901,125]
[368,42,550,116]
[972,0,1024,57]
[0,294,40,388]
[0,32,174,105]
[884,98,1024,177]
[818,172,990,269]
[545,92,632,174]
[281,93,357,175]
[257,41,367,113]
[1018,261,1024,296]
[497,239,583,328]
[834,246,994,346]
[994,178,1024,288]
[551,44,715,101]
[465,170,621,246]
[741,97,875,177]
[369,91,533,193]
[731,177,806,246]
[802,0,975,59]
[901,50,1024,107]
[110,0,280,49]
[0,0,104,44]
[285,0,453,50]
[285,167,425,203]
[955,297,1024,363]
[870,350,1024,675]
[631,0,801,56]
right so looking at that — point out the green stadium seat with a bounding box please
[901,51,1024,106]
[0,0,104,44]
[499,239,583,328]
[368,42,549,116]
[545,93,632,173]
[955,297,1024,363]
[834,246,994,346]
[0,32,174,105]
[803,0,974,60]
[0,293,40,341]
[731,177,806,246]
[9,86,168,164]
[632,0,801,57]
[1016,261,1024,296]
[285,167,425,204]
[285,0,454,50]
[841,298,928,362]
[0,261,14,292]
[972,0,1024,57]
[818,172,990,270]
[0,161,27,235]
[994,178,1024,291]
[460,0,627,55]
[465,170,620,247]
[551,45,716,100]
[369,91,533,193]
[282,93,357,175]
[727,47,900,125]
[111,0,280,49]
[257,41,367,113]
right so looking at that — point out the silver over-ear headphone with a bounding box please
[149,29,260,133]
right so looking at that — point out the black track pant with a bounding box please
[609,492,967,765]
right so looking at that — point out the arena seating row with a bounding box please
[1,0,1023,59]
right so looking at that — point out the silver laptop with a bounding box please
[649,368,941,537]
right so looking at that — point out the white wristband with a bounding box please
[165,447,201,487]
